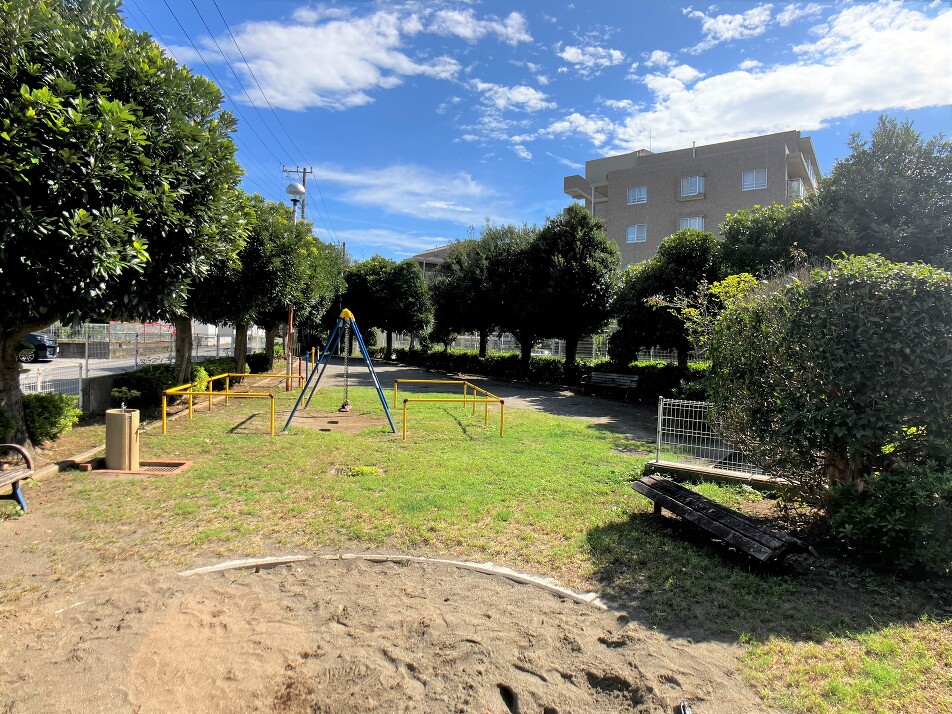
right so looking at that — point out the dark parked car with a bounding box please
[17,332,58,362]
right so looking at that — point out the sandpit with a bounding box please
[0,555,770,713]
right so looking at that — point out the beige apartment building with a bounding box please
[564,130,820,266]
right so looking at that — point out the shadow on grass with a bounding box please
[587,510,952,644]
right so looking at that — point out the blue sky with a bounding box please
[122,0,951,261]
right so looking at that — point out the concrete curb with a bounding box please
[177,552,608,610]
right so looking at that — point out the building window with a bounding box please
[627,185,647,204]
[742,169,767,190]
[788,178,804,199]
[679,216,704,231]
[626,224,647,243]
[680,175,704,197]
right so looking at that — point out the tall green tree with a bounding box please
[720,202,823,276]
[533,204,620,368]
[0,0,241,444]
[343,255,395,345]
[430,239,496,357]
[483,223,544,375]
[816,116,952,268]
[610,229,722,369]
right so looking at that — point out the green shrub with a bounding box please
[112,364,176,408]
[709,255,952,505]
[110,387,142,408]
[23,393,81,443]
[829,464,952,576]
[246,352,270,374]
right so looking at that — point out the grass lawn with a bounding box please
[8,382,951,713]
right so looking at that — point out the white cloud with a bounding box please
[292,7,352,24]
[470,80,555,112]
[645,50,675,68]
[684,4,774,53]
[428,9,532,45]
[556,44,626,78]
[220,11,460,110]
[738,58,763,70]
[603,98,637,111]
[668,64,705,84]
[546,3,952,156]
[777,3,823,26]
[513,145,533,160]
[314,164,494,224]
[546,152,584,170]
[334,228,452,260]
[542,113,616,147]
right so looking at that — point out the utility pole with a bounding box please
[282,167,312,390]
[282,166,313,222]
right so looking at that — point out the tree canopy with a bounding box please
[0,0,242,443]
[532,204,619,367]
[610,229,722,368]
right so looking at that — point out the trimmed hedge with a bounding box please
[371,347,709,401]
[23,393,81,443]
[112,357,245,409]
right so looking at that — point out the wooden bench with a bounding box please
[580,372,639,400]
[632,474,815,563]
[0,444,33,512]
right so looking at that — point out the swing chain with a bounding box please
[340,320,351,410]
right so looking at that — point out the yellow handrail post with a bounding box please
[270,395,275,436]
[188,390,193,420]
[471,385,477,416]
[500,400,505,437]
[393,381,398,409]
[225,375,229,405]
[484,397,489,425]
[402,399,408,440]
[162,394,167,433]
[208,376,213,411]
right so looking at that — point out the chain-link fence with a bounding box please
[655,397,765,477]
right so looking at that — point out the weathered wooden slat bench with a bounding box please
[633,474,815,563]
[0,444,33,512]
[580,372,639,400]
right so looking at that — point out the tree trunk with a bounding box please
[0,334,31,448]
[233,322,248,375]
[264,325,279,372]
[478,329,488,358]
[677,348,688,371]
[174,316,192,386]
[386,331,393,357]
[517,333,534,378]
[564,334,579,370]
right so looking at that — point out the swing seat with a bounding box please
[338,402,352,413]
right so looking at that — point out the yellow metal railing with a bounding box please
[393,379,505,440]
[161,372,302,437]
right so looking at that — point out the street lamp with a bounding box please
[285,182,305,224]
[284,182,306,387]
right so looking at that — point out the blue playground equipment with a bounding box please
[283,309,396,433]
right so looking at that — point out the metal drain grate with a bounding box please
[138,463,184,473]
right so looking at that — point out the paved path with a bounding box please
[311,359,657,442]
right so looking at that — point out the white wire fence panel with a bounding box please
[656,397,765,477]
[19,365,83,409]
[390,332,610,360]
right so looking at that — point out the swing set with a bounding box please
[283,309,396,433]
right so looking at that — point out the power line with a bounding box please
[210,0,342,244]
[122,0,283,199]
[187,0,294,165]
[159,0,287,169]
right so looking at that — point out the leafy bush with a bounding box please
[112,364,176,408]
[829,464,952,576]
[23,393,81,443]
[112,362,225,408]
[709,255,952,504]
[246,352,270,374]
[110,387,142,408]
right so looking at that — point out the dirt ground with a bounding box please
[1,362,772,713]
